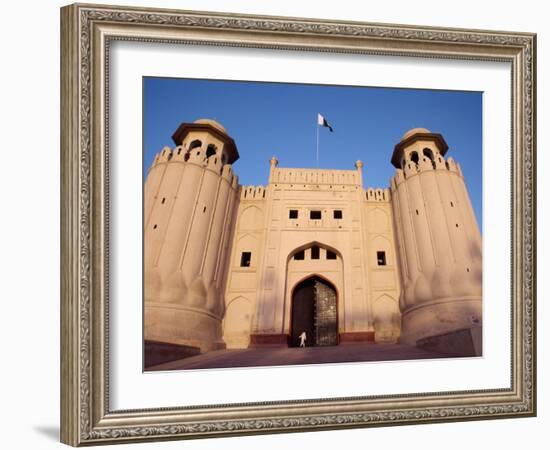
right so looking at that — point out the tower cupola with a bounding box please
[171,119,240,166]
[391,127,448,169]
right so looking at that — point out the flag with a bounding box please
[317,113,334,132]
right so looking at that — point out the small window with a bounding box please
[206,144,217,159]
[311,246,320,260]
[450,201,454,207]
[240,252,251,267]
[189,140,202,151]
[326,250,337,260]
[153,224,157,229]
[310,210,322,220]
[294,250,305,260]
[289,209,298,219]
[161,197,166,204]
[333,210,343,219]
[203,206,207,213]
[377,251,387,266]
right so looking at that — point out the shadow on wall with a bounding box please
[468,240,482,284]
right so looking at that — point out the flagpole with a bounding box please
[316,123,320,168]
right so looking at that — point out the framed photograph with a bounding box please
[60,3,536,446]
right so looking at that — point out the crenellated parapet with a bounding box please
[391,152,463,188]
[365,187,391,202]
[148,141,240,181]
[241,185,267,200]
[270,167,362,186]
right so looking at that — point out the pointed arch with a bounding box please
[370,234,393,266]
[233,233,258,268]
[287,241,342,263]
[238,205,263,228]
[290,275,338,347]
[223,296,252,349]
[368,207,390,232]
[290,272,340,299]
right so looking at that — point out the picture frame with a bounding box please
[60,2,536,446]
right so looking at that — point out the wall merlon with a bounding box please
[206,152,222,170]
[222,163,234,181]
[404,160,418,177]
[434,154,446,169]
[231,174,239,189]
[171,146,187,162]
[158,146,173,163]
[241,185,267,200]
[188,146,205,164]
[271,167,361,186]
[365,187,391,202]
[446,157,460,174]
[418,156,434,172]
[456,162,463,177]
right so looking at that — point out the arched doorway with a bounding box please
[290,276,338,347]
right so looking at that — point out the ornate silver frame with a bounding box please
[60,3,536,446]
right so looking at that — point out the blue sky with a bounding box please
[143,77,482,229]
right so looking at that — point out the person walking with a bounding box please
[299,331,307,347]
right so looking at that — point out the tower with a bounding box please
[144,119,240,353]
[390,128,482,352]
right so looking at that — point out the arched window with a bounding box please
[206,144,217,159]
[188,140,202,151]
[410,151,419,165]
[423,147,436,169]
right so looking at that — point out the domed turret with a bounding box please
[171,119,239,165]
[402,127,431,140]
[144,119,241,355]
[390,128,482,352]
[194,118,228,134]
[391,128,448,169]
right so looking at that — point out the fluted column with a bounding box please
[390,129,482,351]
[155,149,203,303]
[144,119,241,353]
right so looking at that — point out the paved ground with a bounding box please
[147,343,448,371]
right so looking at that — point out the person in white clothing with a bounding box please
[299,331,307,347]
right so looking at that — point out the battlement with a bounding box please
[241,185,267,200]
[364,188,391,202]
[270,167,361,186]
[148,145,239,188]
[391,155,462,190]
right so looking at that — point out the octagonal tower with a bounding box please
[144,119,240,353]
[390,128,482,353]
